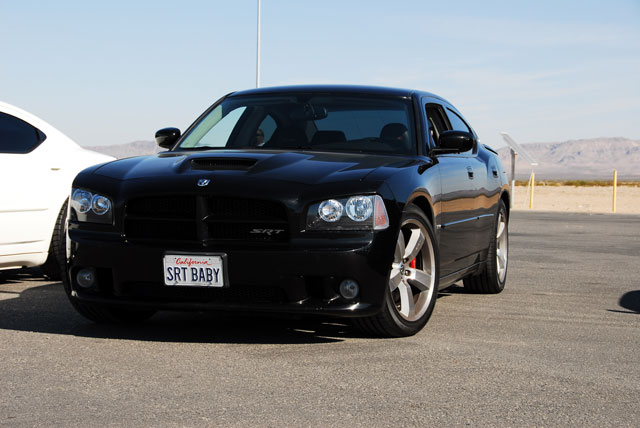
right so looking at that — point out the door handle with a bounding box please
[466,166,474,179]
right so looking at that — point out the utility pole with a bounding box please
[256,0,261,88]
[510,149,517,206]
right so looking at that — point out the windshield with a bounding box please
[177,94,416,155]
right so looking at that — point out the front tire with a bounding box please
[57,202,156,324]
[463,199,508,293]
[355,205,439,337]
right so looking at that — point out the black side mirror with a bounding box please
[434,130,475,154]
[155,127,181,149]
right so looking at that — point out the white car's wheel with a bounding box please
[41,200,68,280]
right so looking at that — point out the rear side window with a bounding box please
[0,112,46,154]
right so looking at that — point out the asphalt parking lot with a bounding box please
[1,211,639,427]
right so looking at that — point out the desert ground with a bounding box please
[2,212,639,427]
[512,184,640,214]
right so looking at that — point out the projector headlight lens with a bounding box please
[71,189,92,214]
[91,194,111,216]
[318,199,343,222]
[345,196,373,222]
[71,188,113,224]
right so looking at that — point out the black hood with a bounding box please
[92,150,421,186]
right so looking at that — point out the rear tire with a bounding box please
[354,205,439,337]
[463,200,508,293]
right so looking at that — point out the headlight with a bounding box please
[307,195,389,230]
[72,190,92,214]
[71,188,113,224]
[318,199,343,222]
[345,196,373,222]
[91,194,111,215]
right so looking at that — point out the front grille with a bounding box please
[127,195,196,219]
[125,218,198,241]
[206,198,286,221]
[124,195,289,244]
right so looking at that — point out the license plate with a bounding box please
[163,254,225,287]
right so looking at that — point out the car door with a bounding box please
[424,102,482,277]
[443,106,492,256]
[0,111,62,259]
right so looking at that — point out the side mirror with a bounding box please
[155,127,181,149]
[434,130,475,153]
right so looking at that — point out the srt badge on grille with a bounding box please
[197,179,210,187]
[250,228,285,236]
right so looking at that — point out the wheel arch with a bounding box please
[407,195,435,230]
[500,190,510,219]
[46,196,70,242]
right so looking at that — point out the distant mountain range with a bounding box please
[87,140,162,159]
[495,137,639,180]
[87,137,640,180]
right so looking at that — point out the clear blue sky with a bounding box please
[1,0,639,148]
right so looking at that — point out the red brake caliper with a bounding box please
[409,258,417,269]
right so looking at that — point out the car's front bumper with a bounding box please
[67,230,394,317]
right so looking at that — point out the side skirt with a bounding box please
[438,262,484,290]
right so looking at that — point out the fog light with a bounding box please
[339,279,359,300]
[76,268,96,288]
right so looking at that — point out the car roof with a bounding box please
[229,84,445,101]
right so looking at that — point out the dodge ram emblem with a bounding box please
[197,179,210,187]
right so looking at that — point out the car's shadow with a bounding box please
[439,284,477,295]
[0,269,468,344]
[0,268,396,344]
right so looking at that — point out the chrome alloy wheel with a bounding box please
[389,218,436,322]
[496,211,508,282]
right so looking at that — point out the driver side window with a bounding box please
[446,108,471,133]
[445,108,474,154]
[425,104,448,148]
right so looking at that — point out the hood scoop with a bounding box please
[191,157,258,171]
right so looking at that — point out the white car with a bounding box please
[0,101,114,279]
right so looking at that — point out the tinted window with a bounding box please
[256,115,277,146]
[425,104,448,147]
[0,112,45,154]
[179,95,415,155]
[315,109,409,141]
[191,106,247,148]
[446,109,471,133]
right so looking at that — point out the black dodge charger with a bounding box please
[64,85,510,337]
